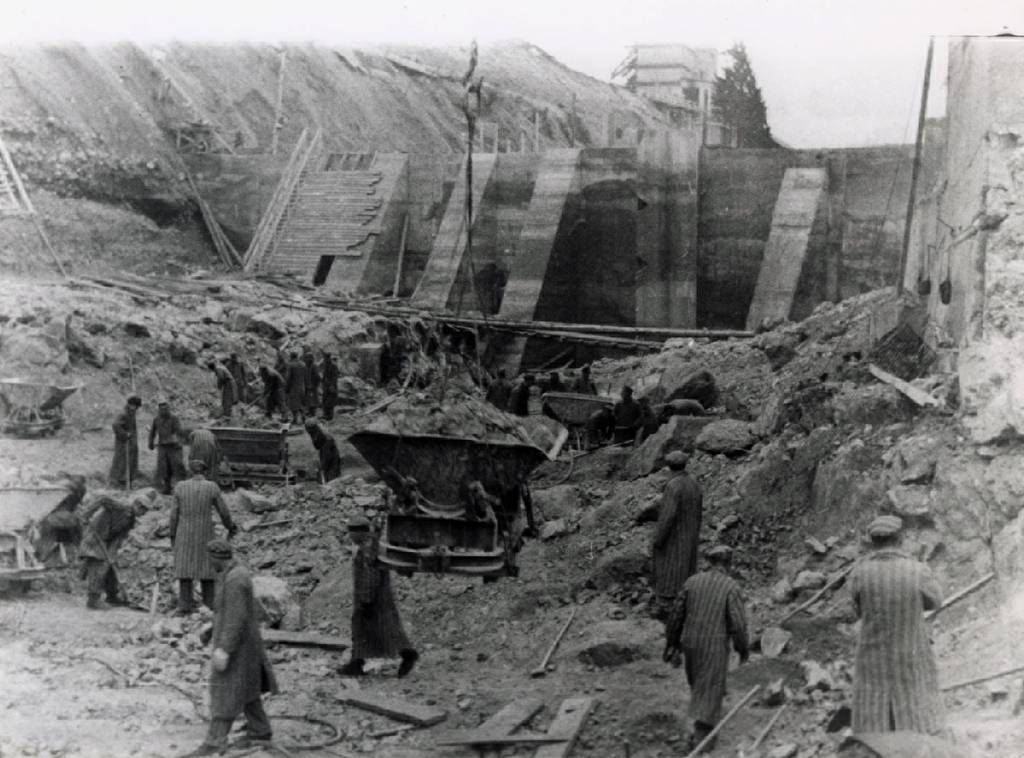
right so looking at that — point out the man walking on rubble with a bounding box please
[149,398,186,495]
[321,352,340,420]
[848,515,945,736]
[185,539,278,756]
[612,386,643,444]
[226,353,251,403]
[651,451,702,620]
[170,459,236,614]
[486,368,511,410]
[79,495,144,609]
[284,351,307,424]
[303,351,321,418]
[340,516,419,678]
[664,545,749,753]
[258,365,287,421]
[188,428,223,481]
[208,359,237,419]
[304,420,342,483]
[109,395,142,487]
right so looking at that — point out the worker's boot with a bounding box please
[398,649,419,678]
[86,594,104,610]
[337,658,365,677]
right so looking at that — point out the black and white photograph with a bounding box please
[1,1,1023,756]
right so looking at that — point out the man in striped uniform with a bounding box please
[170,460,237,614]
[339,517,419,678]
[848,515,944,735]
[185,539,278,756]
[188,428,223,480]
[664,545,749,753]
[651,451,703,619]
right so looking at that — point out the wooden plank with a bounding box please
[867,364,942,408]
[478,698,545,734]
[261,629,349,651]
[437,735,564,747]
[338,692,448,726]
[534,697,595,758]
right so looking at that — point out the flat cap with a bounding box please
[207,538,233,558]
[665,451,688,469]
[347,516,371,533]
[156,396,169,406]
[868,515,903,539]
[189,459,208,472]
[706,544,733,560]
[127,395,142,407]
[303,419,319,431]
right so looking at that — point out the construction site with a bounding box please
[1,27,1024,758]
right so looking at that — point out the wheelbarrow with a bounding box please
[0,486,66,591]
[0,379,82,438]
[348,430,549,578]
[540,391,614,450]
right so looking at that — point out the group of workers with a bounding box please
[652,452,947,751]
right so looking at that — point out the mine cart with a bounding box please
[349,430,550,578]
[208,426,295,486]
[0,486,65,590]
[540,391,614,449]
[0,379,82,438]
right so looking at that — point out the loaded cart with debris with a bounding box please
[349,394,562,579]
[208,426,295,486]
[0,486,65,591]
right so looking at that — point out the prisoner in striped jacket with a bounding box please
[188,429,223,479]
[665,563,749,727]
[848,548,944,734]
[652,459,702,604]
[170,473,236,580]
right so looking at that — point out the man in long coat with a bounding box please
[304,421,342,483]
[665,545,749,753]
[848,515,944,735]
[226,353,251,403]
[108,395,141,487]
[486,369,511,410]
[258,365,286,421]
[652,451,703,619]
[79,495,142,609]
[188,428,223,480]
[186,539,278,756]
[170,460,236,613]
[209,360,237,418]
[149,399,186,495]
[321,353,340,420]
[284,352,307,424]
[340,517,418,678]
[303,352,321,417]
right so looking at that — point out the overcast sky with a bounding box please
[5,0,1024,147]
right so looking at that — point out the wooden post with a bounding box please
[898,36,934,293]
[392,214,409,297]
[270,48,287,156]
[534,110,541,152]
[684,686,760,758]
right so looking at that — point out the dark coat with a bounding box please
[109,408,139,485]
[652,471,703,598]
[285,359,307,412]
[210,562,279,718]
[486,378,511,410]
[79,502,136,565]
[214,365,237,413]
[507,383,530,416]
[304,358,321,407]
[849,549,944,734]
[322,360,340,401]
[310,429,342,483]
[188,429,222,476]
[351,538,413,659]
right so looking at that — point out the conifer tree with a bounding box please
[714,43,776,148]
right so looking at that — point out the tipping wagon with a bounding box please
[0,379,82,438]
[540,391,614,449]
[348,429,551,579]
[0,486,65,590]
[208,426,295,486]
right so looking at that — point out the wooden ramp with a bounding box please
[494,147,581,374]
[410,153,498,310]
[745,168,827,330]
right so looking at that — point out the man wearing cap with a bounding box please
[304,421,341,483]
[109,396,142,487]
[303,351,321,417]
[258,364,287,421]
[208,360,237,419]
[186,539,278,756]
[149,399,186,495]
[284,351,307,424]
[506,374,534,417]
[848,515,944,735]
[79,495,144,609]
[188,428,223,480]
[651,451,703,620]
[664,545,749,753]
[226,353,251,404]
[340,517,419,678]
[612,386,643,444]
[170,459,237,614]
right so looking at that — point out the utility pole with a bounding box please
[898,36,934,293]
[270,48,288,156]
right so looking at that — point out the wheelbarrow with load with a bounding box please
[0,486,67,591]
[540,391,614,450]
[0,379,82,437]
[349,428,553,579]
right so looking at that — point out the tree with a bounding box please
[714,43,776,148]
